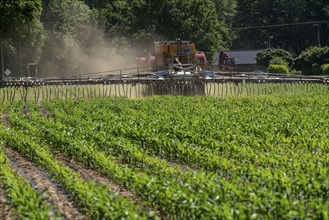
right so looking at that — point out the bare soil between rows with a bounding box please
[0,106,164,219]
[1,112,86,219]
[5,148,88,220]
[53,151,162,218]
[0,185,14,220]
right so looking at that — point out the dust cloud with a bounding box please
[40,25,152,78]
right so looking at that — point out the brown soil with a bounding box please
[0,109,163,219]
[53,152,163,218]
[0,185,15,220]
[5,148,88,220]
[0,113,11,128]
[39,103,51,117]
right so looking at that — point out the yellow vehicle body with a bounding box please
[154,39,196,70]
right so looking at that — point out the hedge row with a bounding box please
[256,47,329,75]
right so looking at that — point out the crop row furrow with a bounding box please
[0,127,153,219]
[7,106,257,219]
[5,147,87,220]
[42,99,329,179]
[14,103,252,190]
[0,143,61,219]
[5,92,329,219]
[8,103,329,219]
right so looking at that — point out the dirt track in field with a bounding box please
[0,113,11,128]
[0,186,14,220]
[54,152,130,195]
[5,148,88,220]
[53,152,162,218]
[1,111,83,219]
[0,106,162,219]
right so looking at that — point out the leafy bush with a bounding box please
[269,56,289,66]
[320,64,329,75]
[256,48,294,67]
[289,69,302,75]
[294,46,329,74]
[311,63,320,75]
[268,64,289,74]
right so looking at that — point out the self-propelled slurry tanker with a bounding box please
[152,38,210,78]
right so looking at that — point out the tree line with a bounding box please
[0,0,328,77]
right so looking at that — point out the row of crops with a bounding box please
[0,85,328,219]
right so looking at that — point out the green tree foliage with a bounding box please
[0,0,45,76]
[155,0,224,53]
[320,64,329,75]
[0,0,43,40]
[42,0,90,36]
[294,46,329,75]
[90,0,154,55]
[232,0,329,52]
[212,0,237,47]
[40,0,91,76]
[87,0,229,57]
[256,48,294,67]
